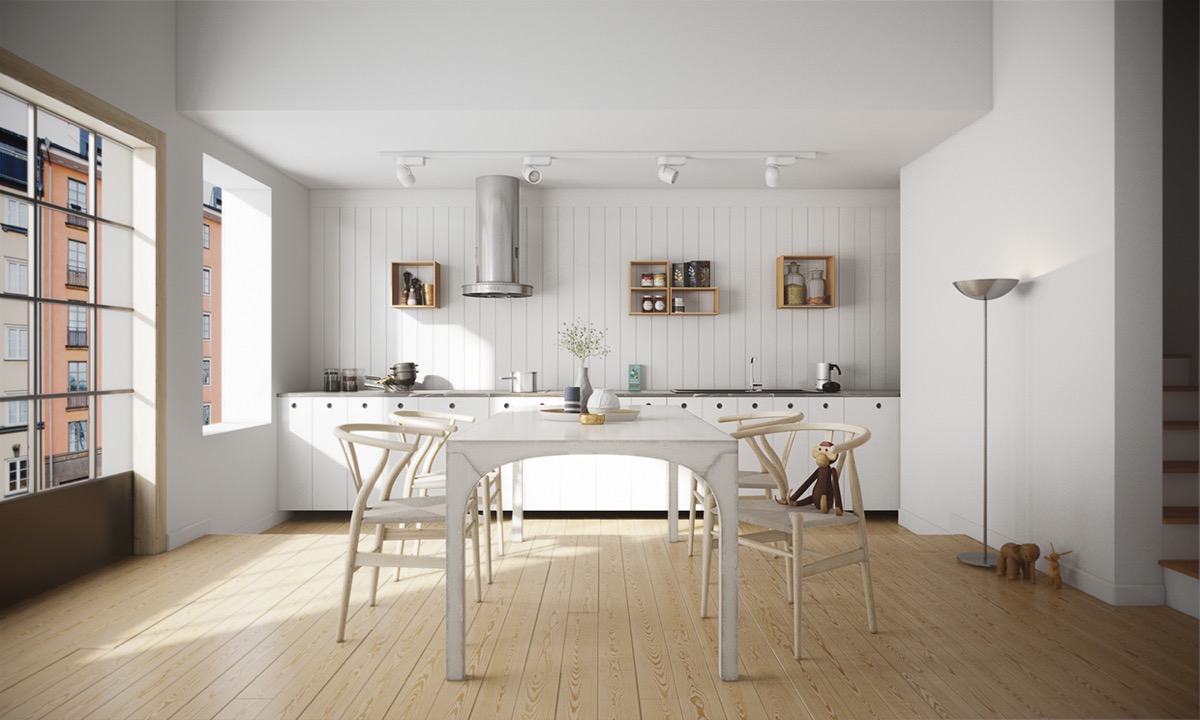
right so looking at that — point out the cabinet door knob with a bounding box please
[362,403,368,409]
[397,402,404,409]
[876,403,882,409]
[822,402,829,409]
[752,402,759,409]
[787,403,794,409]
[504,402,510,409]
[681,402,688,409]
[291,402,297,409]
[449,402,456,409]
[326,403,332,409]
[716,403,723,409]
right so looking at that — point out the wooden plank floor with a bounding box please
[1,514,1196,719]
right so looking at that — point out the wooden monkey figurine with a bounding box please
[1045,543,1073,589]
[788,440,843,515]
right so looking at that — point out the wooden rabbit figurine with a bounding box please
[1045,543,1073,589]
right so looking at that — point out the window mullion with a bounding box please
[86,130,96,481]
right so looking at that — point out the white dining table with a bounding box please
[443,404,741,681]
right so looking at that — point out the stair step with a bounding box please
[1165,386,1199,392]
[1164,460,1199,473]
[1165,421,1200,430]
[1163,506,1199,524]
[1159,559,1200,579]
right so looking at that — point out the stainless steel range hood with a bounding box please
[463,175,533,298]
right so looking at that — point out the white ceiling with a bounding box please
[176,1,994,191]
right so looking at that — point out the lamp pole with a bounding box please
[953,278,1018,568]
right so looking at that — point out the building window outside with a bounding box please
[67,360,87,409]
[202,403,211,426]
[67,420,87,452]
[67,305,87,347]
[202,267,211,295]
[202,357,211,386]
[5,325,27,360]
[5,399,27,427]
[5,198,27,230]
[5,457,28,496]
[202,312,211,341]
[66,178,87,226]
[6,258,27,295]
[202,223,210,249]
[67,239,87,287]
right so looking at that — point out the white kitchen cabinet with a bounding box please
[311,397,350,510]
[490,397,561,511]
[845,397,900,510]
[278,397,313,510]
[806,396,845,425]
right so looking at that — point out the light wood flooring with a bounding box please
[1,514,1197,719]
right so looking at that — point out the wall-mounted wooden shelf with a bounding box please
[628,260,719,315]
[390,261,441,308]
[776,255,835,309]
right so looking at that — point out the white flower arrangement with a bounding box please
[557,319,611,365]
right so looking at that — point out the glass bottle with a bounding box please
[784,261,804,306]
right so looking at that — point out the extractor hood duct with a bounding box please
[463,175,533,298]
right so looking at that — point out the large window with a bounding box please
[67,360,87,409]
[202,358,211,386]
[5,197,27,231]
[202,223,209,249]
[67,305,86,347]
[201,266,211,295]
[201,312,211,341]
[66,178,86,227]
[5,396,27,427]
[67,420,87,452]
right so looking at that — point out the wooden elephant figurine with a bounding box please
[997,543,1023,580]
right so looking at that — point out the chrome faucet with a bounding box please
[749,356,762,391]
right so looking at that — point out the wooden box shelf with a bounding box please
[776,255,836,309]
[628,260,719,316]
[390,261,441,308]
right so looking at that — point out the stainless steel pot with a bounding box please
[392,362,418,387]
[499,371,538,393]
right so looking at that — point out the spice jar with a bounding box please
[654,295,667,313]
[640,272,654,287]
[642,295,654,313]
[784,261,804,306]
[653,273,667,287]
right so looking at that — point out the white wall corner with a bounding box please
[167,518,212,551]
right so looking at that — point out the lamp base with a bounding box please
[957,551,997,568]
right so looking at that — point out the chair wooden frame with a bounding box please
[699,421,878,659]
[334,422,484,643]
[390,410,506,581]
[686,411,805,556]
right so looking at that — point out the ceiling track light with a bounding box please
[656,156,686,185]
[764,156,797,188]
[522,156,552,185]
[395,156,426,188]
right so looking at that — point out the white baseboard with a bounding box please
[897,508,947,535]
[167,518,212,551]
[1163,568,1200,618]
[233,511,290,536]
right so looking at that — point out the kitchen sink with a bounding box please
[670,388,824,394]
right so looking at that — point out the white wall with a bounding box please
[1,2,312,548]
[900,0,1162,604]
[308,189,900,394]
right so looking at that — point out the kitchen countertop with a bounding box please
[279,388,900,398]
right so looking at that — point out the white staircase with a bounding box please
[1160,354,1198,618]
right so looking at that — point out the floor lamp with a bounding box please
[953,277,1019,568]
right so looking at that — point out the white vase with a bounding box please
[575,366,593,412]
[590,388,620,413]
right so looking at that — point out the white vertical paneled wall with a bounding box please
[309,189,900,393]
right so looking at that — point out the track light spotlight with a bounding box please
[656,156,686,185]
[522,156,552,185]
[764,156,796,188]
[395,157,426,188]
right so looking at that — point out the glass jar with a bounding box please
[806,267,827,305]
[654,295,667,313]
[323,368,341,392]
[341,368,359,392]
[640,272,654,287]
[642,295,655,313]
[653,273,667,287]
[784,261,804,306]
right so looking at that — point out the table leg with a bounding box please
[511,460,525,543]
[667,462,680,542]
[709,451,740,681]
[445,451,471,681]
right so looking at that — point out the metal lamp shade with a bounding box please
[954,278,1019,302]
